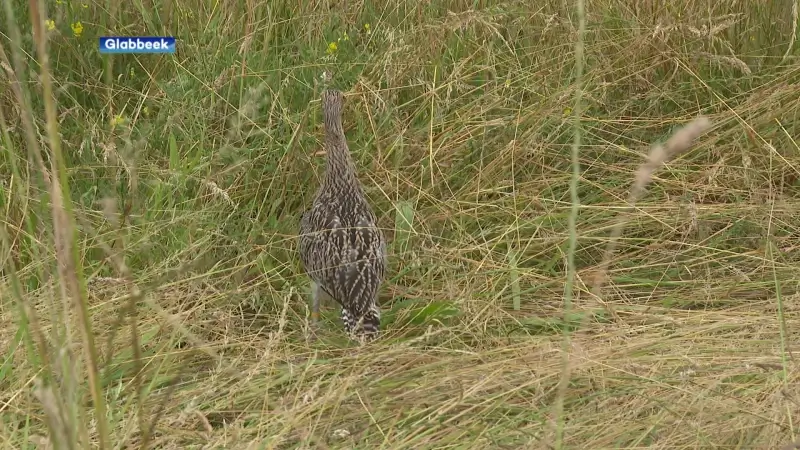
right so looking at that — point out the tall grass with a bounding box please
[1,0,800,448]
[553,0,587,446]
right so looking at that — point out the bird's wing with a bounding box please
[332,216,385,315]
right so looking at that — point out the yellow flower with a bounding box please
[110,114,125,128]
[364,23,371,34]
[143,106,150,116]
[71,21,83,37]
[504,78,511,88]
[45,19,55,31]
[326,41,338,55]
[562,107,572,117]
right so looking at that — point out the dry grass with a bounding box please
[8,271,800,448]
[2,0,800,449]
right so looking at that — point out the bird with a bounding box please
[299,89,388,342]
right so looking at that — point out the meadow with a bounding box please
[2,0,800,448]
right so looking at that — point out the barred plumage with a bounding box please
[299,89,387,342]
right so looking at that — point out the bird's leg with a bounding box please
[310,280,321,330]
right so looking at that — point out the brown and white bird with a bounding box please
[299,89,387,342]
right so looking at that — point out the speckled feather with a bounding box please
[299,89,387,340]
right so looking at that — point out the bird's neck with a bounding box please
[322,129,359,188]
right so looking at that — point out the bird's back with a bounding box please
[300,187,386,306]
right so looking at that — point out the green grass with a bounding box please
[2,0,800,448]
